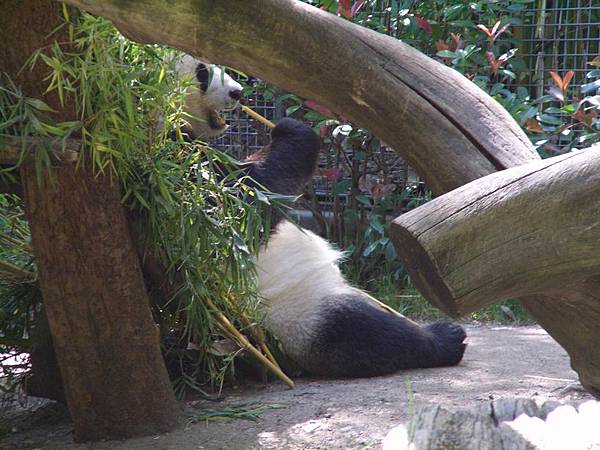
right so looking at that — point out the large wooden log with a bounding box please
[392,147,600,397]
[54,0,599,395]
[21,162,181,441]
[391,149,600,316]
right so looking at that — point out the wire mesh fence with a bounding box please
[510,1,599,97]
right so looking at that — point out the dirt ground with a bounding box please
[2,324,595,450]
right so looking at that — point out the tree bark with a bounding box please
[52,0,600,395]
[0,0,76,405]
[21,163,180,441]
[391,148,600,315]
[2,0,180,440]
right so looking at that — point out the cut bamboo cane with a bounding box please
[241,105,275,129]
[204,296,295,388]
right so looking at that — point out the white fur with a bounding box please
[175,55,242,138]
[257,221,354,357]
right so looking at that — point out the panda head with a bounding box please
[175,55,243,140]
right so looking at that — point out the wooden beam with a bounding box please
[392,148,600,316]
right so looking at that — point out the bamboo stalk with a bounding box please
[228,296,282,370]
[204,296,294,388]
[240,105,275,129]
[0,259,35,280]
[242,318,280,369]
[355,287,420,326]
[0,233,32,253]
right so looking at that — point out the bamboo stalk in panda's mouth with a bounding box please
[241,105,275,129]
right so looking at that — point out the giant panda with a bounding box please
[175,54,243,139]
[178,56,467,378]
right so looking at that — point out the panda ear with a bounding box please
[195,62,210,92]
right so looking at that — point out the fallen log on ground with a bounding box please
[392,146,600,397]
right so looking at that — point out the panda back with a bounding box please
[257,221,348,307]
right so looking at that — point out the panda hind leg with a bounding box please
[306,294,466,378]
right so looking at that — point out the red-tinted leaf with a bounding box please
[491,20,501,37]
[477,24,492,38]
[371,184,384,201]
[304,100,335,118]
[486,51,502,75]
[450,33,464,51]
[337,0,352,18]
[549,70,574,93]
[321,167,343,182]
[350,0,366,17]
[562,70,575,91]
[549,71,564,90]
[573,109,596,126]
[435,40,449,52]
[414,16,432,35]
[319,124,329,139]
[494,23,511,41]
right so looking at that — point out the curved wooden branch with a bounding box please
[1,136,79,165]
[56,0,538,194]
[392,146,600,397]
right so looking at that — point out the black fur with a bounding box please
[246,118,320,197]
[195,62,210,92]
[304,294,466,377]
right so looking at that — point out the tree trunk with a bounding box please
[0,0,76,404]
[391,148,600,315]
[21,163,180,441]
[2,0,180,440]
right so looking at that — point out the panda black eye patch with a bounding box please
[195,62,210,92]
